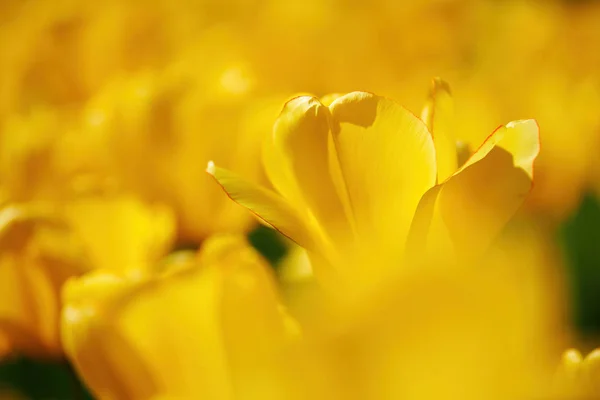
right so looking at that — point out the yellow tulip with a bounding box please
[0,195,175,359]
[409,79,539,264]
[208,84,540,291]
[62,235,296,400]
[0,0,269,243]
[0,0,203,116]
[0,204,85,358]
[81,61,270,243]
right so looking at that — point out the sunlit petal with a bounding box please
[207,162,316,250]
[329,92,437,264]
[409,120,540,263]
[421,77,458,182]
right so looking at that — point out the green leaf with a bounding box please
[0,356,93,400]
[560,193,600,337]
[247,224,288,267]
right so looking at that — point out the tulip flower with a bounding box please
[0,0,204,117]
[61,235,296,400]
[0,0,270,243]
[82,64,270,242]
[0,195,174,359]
[208,82,539,291]
[0,204,85,359]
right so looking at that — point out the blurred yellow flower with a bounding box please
[0,194,175,359]
[450,0,600,218]
[0,0,274,361]
[0,204,84,358]
[0,0,201,116]
[61,235,295,399]
[82,63,269,242]
[0,0,271,244]
[209,86,539,291]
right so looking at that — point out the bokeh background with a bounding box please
[1,0,600,397]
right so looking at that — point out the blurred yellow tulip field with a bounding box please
[1,0,600,398]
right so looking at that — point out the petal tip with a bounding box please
[505,119,538,129]
[430,77,452,97]
[206,160,216,175]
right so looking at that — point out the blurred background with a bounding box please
[1,0,600,397]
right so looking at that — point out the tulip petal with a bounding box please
[62,236,292,399]
[200,236,294,394]
[583,349,600,393]
[269,96,353,244]
[63,196,175,272]
[0,262,56,357]
[0,206,79,358]
[262,127,303,207]
[404,185,455,265]
[61,273,160,400]
[421,78,458,182]
[496,120,539,179]
[207,162,316,250]
[62,260,232,399]
[457,120,539,179]
[328,92,437,263]
[408,120,540,263]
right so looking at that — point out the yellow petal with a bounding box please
[62,260,231,399]
[63,195,175,272]
[262,123,303,208]
[421,78,458,182]
[62,235,292,399]
[582,348,600,394]
[207,162,316,250]
[405,185,455,264]
[328,92,437,265]
[456,120,539,179]
[200,236,294,395]
[0,254,59,357]
[270,96,352,246]
[408,120,540,263]
[320,93,343,107]
[61,272,166,400]
[261,96,310,209]
[552,349,584,397]
[496,120,540,179]
[0,205,81,358]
